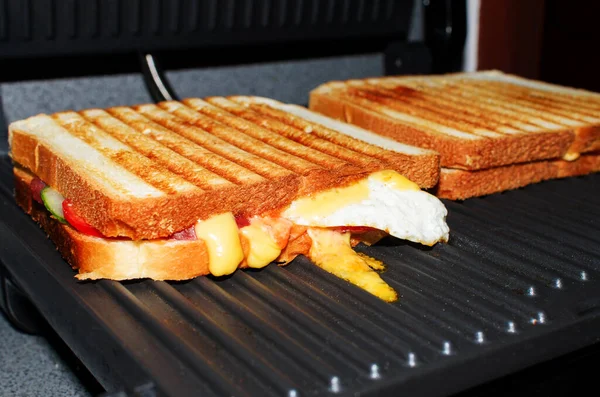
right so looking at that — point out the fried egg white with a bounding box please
[282,170,449,246]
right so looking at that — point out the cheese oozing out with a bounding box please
[307,228,398,302]
[282,170,449,246]
[240,222,282,269]
[194,213,244,276]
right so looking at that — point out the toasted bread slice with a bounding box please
[9,98,439,239]
[9,112,299,239]
[310,71,600,170]
[225,96,440,189]
[14,166,211,280]
[436,153,600,200]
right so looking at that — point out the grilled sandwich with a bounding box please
[9,97,449,302]
[437,153,600,200]
[309,71,600,198]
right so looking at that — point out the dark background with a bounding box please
[478,0,600,92]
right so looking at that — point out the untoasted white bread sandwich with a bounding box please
[9,97,449,302]
[309,71,600,199]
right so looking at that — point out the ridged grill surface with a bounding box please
[322,73,600,139]
[1,153,599,396]
[0,0,412,58]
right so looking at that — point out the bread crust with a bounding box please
[568,126,600,156]
[310,89,574,170]
[14,167,217,280]
[436,153,600,200]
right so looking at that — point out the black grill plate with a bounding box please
[1,155,599,396]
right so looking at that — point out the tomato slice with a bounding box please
[234,215,250,228]
[62,200,104,237]
[331,226,378,234]
[171,225,197,240]
[30,177,47,204]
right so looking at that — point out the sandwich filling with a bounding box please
[193,213,244,277]
[282,170,449,246]
[27,169,449,302]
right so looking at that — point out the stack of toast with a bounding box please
[309,71,600,199]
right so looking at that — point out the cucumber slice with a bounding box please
[40,187,67,224]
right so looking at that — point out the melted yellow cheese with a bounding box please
[307,228,398,302]
[563,151,580,161]
[370,170,420,191]
[285,179,370,219]
[357,252,385,271]
[240,224,282,268]
[194,212,244,276]
[284,170,419,220]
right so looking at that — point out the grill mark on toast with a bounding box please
[465,80,600,122]
[428,73,598,128]
[80,109,235,190]
[358,81,524,135]
[456,82,593,127]
[52,112,196,195]
[466,78,600,109]
[423,80,567,131]
[503,92,600,121]
[377,79,544,133]
[133,104,297,178]
[344,85,504,138]
[360,73,599,157]
[157,100,324,176]
[106,107,268,184]
[231,98,419,165]
[346,82,512,138]
[523,89,600,111]
[373,76,548,132]
[107,151,190,195]
[461,73,600,109]
[196,97,359,171]
[204,97,381,170]
[10,116,162,198]
[227,96,441,188]
[327,90,482,140]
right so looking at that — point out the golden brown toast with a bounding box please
[436,153,600,200]
[14,166,212,280]
[226,96,440,188]
[9,97,440,239]
[309,71,600,170]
